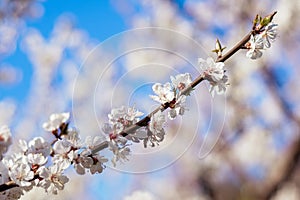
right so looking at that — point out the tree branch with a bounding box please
[0,181,18,192]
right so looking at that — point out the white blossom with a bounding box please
[38,163,69,195]
[108,106,126,123]
[74,151,107,175]
[109,142,130,167]
[18,140,28,153]
[90,161,104,174]
[124,190,156,200]
[170,73,192,93]
[3,153,28,170]
[27,153,48,166]
[246,34,264,59]
[260,22,278,48]
[85,135,107,150]
[90,155,108,174]
[125,107,144,122]
[149,111,165,134]
[74,162,85,175]
[52,139,74,169]
[199,57,225,82]
[78,156,93,168]
[109,106,143,127]
[198,57,229,96]
[73,152,93,175]
[102,122,123,136]
[62,128,83,149]
[140,111,166,148]
[167,95,187,120]
[42,112,70,132]
[150,82,175,104]
[8,162,34,187]
[28,137,51,157]
[102,123,128,146]
[209,74,229,97]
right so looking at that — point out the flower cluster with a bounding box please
[0,113,108,198]
[246,20,278,59]
[150,73,192,119]
[130,110,166,148]
[102,106,143,166]
[198,57,229,97]
[0,11,279,199]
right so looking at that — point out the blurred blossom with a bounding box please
[272,183,300,200]
[0,99,16,125]
[231,126,277,168]
[124,190,156,200]
[0,22,18,55]
[0,64,22,85]
[0,0,299,199]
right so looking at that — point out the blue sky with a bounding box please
[0,0,127,105]
[0,3,128,197]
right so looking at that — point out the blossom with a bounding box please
[28,137,51,157]
[0,125,12,158]
[140,111,166,148]
[170,73,192,94]
[125,106,144,122]
[85,135,106,150]
[18,140,28,153]
[246,35,264,59]
[74,146,108,175]
[167,95,187,120]
[124,190,156,200]
[199,57,225,81]
[38,163,69,195]
[52,139,74,169]
[198,57,229,96]
[27,153,48,166]
[90,161,104,174]
[62,128,83,149]
[109,142,130,167]
[3,153,28,170]
[108,106,127,123]
[260,22,278,48]
[209,74,229,97]
[42,112,70,132]
[8,162,34,187]
[149,111,165,134]
[108,106,143,129]
[102,123,128,145]
[73,153,93,175]
[90,155,108,174]
[246,22,278,59]
[150,82,175,104]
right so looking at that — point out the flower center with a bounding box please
[178,82,186,90]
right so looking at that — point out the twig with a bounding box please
[88,29,255,156]
[119,30,253,137]
[0,181,18,192]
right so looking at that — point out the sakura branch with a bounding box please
[0,11,278,199]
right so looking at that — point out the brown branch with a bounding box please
[0,11,278,195]
[259,67,300,199]
[216,31,253,63]
[0,181,18,192]
[119,30,253,137]
[264,138,300,200]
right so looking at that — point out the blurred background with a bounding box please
[0,0,299,199]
